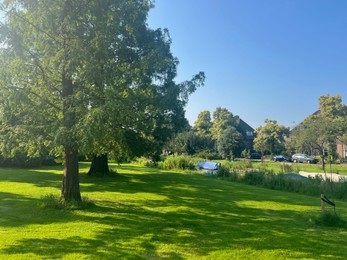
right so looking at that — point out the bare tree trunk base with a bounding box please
[88,154,110,177]
[62,148,81,202]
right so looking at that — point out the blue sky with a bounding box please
[148,0,347,129]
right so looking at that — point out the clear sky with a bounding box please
[147,0,347,129]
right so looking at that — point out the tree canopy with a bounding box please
[254,119,289,157]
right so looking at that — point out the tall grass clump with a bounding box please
[243,171,265,185]
[314,212,347,228]
[158,155,196,170]
[221,160,253,174]
[38,194,94,210]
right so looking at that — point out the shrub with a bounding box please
[135,157,157,167]
[241,149,250,159]
[158,155,196,170]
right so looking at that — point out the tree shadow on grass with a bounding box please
[0,166,62,188]
[1,164,347,258]
[2,191,347,258]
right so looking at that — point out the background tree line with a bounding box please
[165,94,347,164]
[165,107,250,160]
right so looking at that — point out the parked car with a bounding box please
[273,155,291,162]
[250,153,261,159]
[291,153,317,164]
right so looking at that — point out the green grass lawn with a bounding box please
[1,163,347,259]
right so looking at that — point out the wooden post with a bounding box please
[321,194,325,214]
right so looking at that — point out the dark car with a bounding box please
[273,155,291,162]
[291,153,317,164]
[250,153,261,159]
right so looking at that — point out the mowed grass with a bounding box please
[1,163,347,259]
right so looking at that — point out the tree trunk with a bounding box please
[61,76,81,202]
[88,154,110,176]
[62,148,81,202]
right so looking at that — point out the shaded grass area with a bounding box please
[0,163,347,259]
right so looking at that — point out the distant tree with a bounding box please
[210,107,238,140]
[193,111,212,136]
[318,95,347,118]
[165,131,213,155]
[217,126,243,159]
[254,119,289,158]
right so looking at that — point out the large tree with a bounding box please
[0,0,204,201]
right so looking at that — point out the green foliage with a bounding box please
[254,119,289,156]
[193,110,212,136]
[165,131,213,155]
[135,157,157,167]
[210,107,238,140]
[217,126,244,159]
[195,150,221,160]
[0,0,205,176]
[241,149,251,158]
[158,155,196,170]
[290,95,347,164]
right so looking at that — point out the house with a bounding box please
[235,118,255,150]
[337,141,347,160]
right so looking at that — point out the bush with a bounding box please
[158,155,196,170]
[135,157,157,167]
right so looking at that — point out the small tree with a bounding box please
[254,119,289,158]
[217,126,243,159]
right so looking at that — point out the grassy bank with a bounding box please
[222,160,347,175]
[0,163,347,259]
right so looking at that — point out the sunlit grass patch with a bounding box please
[1,163,347,259]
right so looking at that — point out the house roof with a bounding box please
[236,118,254,139]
